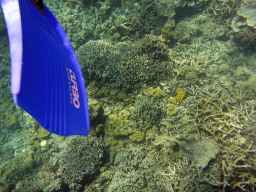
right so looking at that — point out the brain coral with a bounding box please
[76,35,173,91]
[57,136,103,184]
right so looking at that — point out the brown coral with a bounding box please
[235,27,256,51]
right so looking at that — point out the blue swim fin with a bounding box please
[0,0,90,136]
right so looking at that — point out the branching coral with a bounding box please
[182,83,256,190]
[154,80,256,191]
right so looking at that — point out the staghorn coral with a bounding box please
[149,76,256,192]
[181,83,256,191]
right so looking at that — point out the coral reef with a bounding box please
[44,0,180,46]
[84,147,160,191]
[45,0,97,49]
[129,131,146,142]
[1,0,256,191]
[87,98,104,126]
[149,80,256,191]
[181,83,256,191]
[105,108,132,138]
[1,153,35,183]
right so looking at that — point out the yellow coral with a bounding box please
[129,131,145,142]
[108,137,118,146]
[117,92,127,101]
[36,127,50,139]
[167,105,174,111]
[175,88,185,102]
[169,109,177,116]
[167,97,177,104]
[171,98,177,104]
[106,109,133,137]
[142,86,163,98]
[96,87,110,97]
